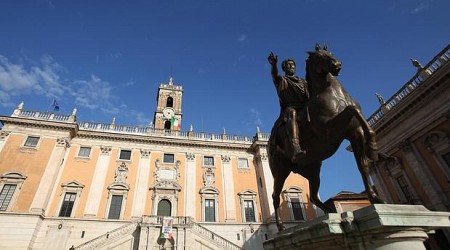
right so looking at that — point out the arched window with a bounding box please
[166,97,173,108]
[157,199,172,216]
[164,121,171,130]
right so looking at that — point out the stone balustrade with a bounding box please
[74,221,139,250]
[192,223,242,250]
[367,45,450,126]
[13,109,74,122]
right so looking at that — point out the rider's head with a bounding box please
[282,59,296,76]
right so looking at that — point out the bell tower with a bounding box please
[154,77,183,131]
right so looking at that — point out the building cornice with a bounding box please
[0,116,78,137]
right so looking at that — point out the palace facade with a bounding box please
[367,44,450,248]
[0,77,319,250]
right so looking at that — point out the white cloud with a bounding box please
[411,2,429,14]
[237,34,247,42]
[0,54,150,125]
[0,54,64,106]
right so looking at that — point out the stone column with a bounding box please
[400,140,446,210]
[131,149,151,218]
[30,137,70,214]
[221,155,236,222]
[184,153,197,219]
[83,146,112,217]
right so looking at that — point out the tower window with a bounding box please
[164,121,171,130]
[166,97,173,108]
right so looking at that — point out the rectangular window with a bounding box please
[205,199,215,222]
[203,156,214,167]
[0,184,17,211]
[78,147,91,157]
[163,153,175,163]
[244,200,256,222]
[59,192,76,217]
[238,158,249,169]
[119,150,132,160]
[24,136,39,147]
[108,195,123,219]
[291,198,304,220]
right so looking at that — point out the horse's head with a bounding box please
[306,44,342,77]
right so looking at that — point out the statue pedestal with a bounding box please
[263,204,450,250]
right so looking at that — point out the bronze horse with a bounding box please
[268,45,384,231]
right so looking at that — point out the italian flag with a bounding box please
[171,116,181,129]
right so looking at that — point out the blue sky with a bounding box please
[0,0,449,200]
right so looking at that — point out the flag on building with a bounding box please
[52,99,60,111]
[160,217,173,239]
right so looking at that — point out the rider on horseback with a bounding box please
[268,52,309,163]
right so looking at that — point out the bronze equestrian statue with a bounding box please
[267,45,383,231]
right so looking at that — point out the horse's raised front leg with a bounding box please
[303,162,335,213]
[349,127,384,204]
[272,170,289,232]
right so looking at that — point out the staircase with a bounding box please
[74,221,139,250]
[191,222,242,250]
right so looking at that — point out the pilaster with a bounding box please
[400,140,446,209]
[83,146,112,217]
[184,153,197,219]
[131,149,151,218]
[30,137,70,215]
[221,154,236,222]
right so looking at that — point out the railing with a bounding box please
[142,215,192,225]
[15,110,73,122]
[78,121,256,143]
[367,44,450,126]
[192,223,242,250]
[74,221,139,250]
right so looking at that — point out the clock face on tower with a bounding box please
[163,107,175,119]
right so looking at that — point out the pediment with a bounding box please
[1,171,27,180]
[61,180,85,188]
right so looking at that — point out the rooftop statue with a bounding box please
[267,44,383,231]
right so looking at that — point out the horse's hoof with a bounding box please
[277,223,285,232]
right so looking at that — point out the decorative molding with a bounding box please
[100,146,112,155]
[423,131,449,153]
[186,152,195,161]
[0,130,11,140]
[56,137,70,148]
[221,155,231,163]
[140,149,151,158]
[203,168,215,187]
[114,162,129,184]
[259,153,268,161]
[154,159,181,183]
